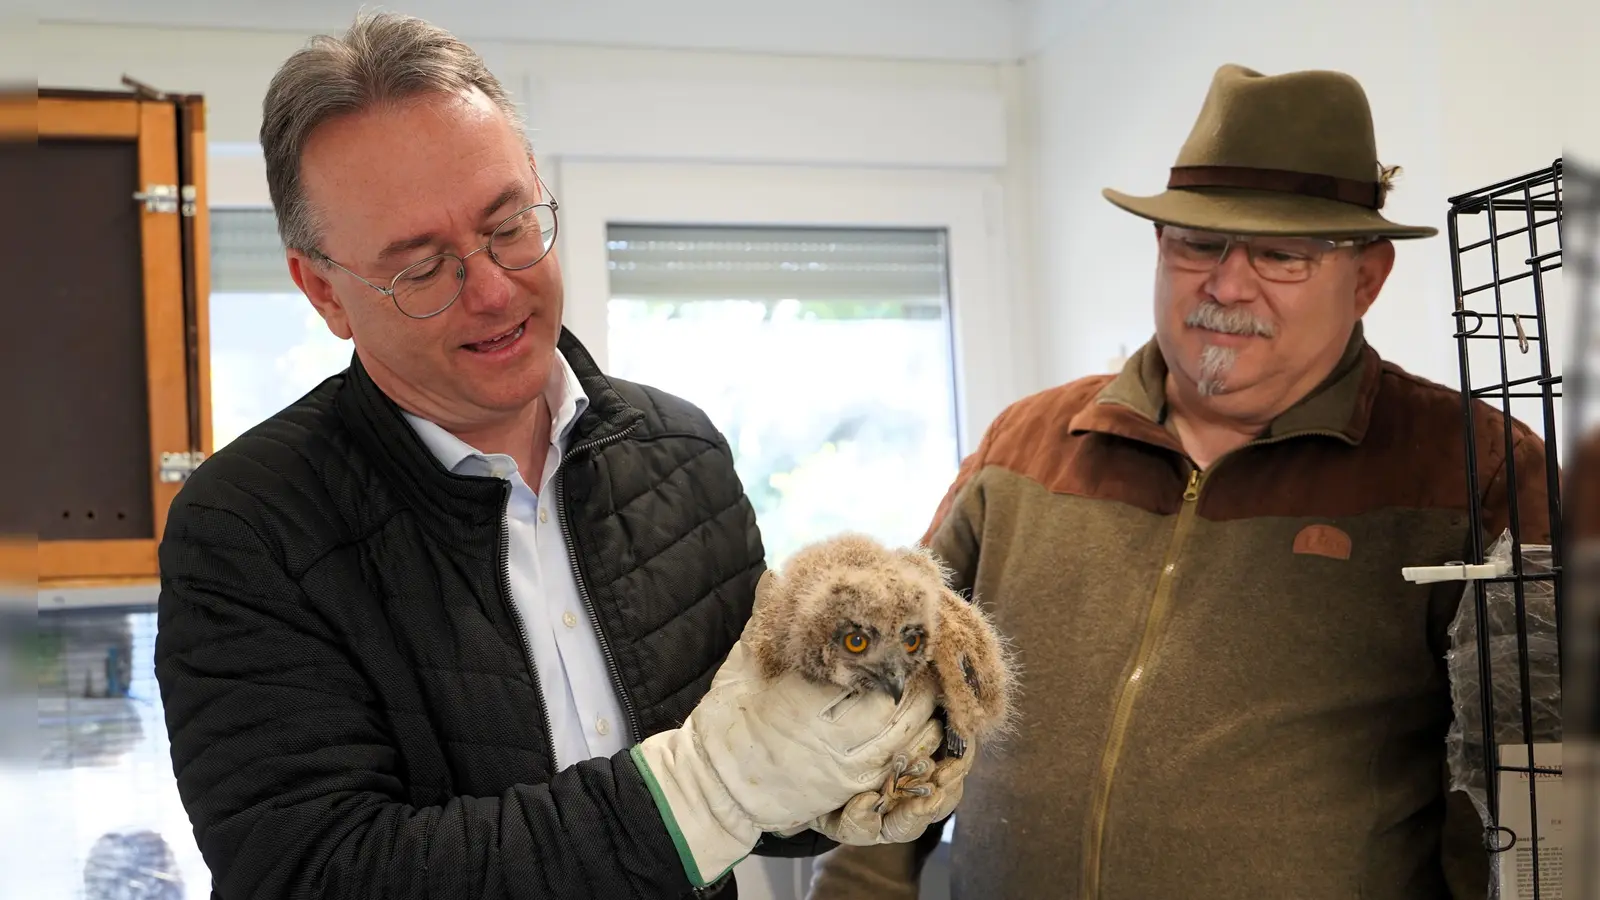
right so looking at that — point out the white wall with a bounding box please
[35,22,1013,174]
[39,0,1022,63]
[1022,0,1590,420]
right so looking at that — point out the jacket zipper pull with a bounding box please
[1183,468,1201,502]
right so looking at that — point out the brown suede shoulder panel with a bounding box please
[1200,362,1550,540]
[945,355,1550,541]
[918,373,1162,548]
[1575,428,1600,539]
[961,376,1191,518]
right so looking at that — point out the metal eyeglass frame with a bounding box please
[1156,223,1368,284]
[317,172,560,319]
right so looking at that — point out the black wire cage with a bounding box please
[1434,155,1598,900]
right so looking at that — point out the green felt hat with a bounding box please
[1104,63,1438,239]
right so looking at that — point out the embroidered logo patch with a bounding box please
[1293,524,1352,560]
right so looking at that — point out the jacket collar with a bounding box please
[1068,321,1381,452]
[400,349,590,478]
[336,326,646,528]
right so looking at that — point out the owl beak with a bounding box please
[871,669,906,704]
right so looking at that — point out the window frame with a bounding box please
[200,152,1032,455]
[552,159,1026,458]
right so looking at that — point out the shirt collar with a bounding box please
[401,352,591,477]
[1068,321,1379,450]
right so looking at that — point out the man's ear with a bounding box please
[1352,238,1395,317]
[287,250,354,340]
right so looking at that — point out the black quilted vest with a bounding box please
[154,328,807,899]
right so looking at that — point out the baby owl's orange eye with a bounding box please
[843,632,869,653]
[903,633,923,653]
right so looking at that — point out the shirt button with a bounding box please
[539,509,548,523]
[562,611,578,628]
[596,718,610,736]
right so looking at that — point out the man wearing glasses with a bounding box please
[153,12,956,900]
[805,65,1552,899]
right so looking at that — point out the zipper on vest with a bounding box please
[497,481,557,766]
[1081,464,1206,899]
[554,422,644,744]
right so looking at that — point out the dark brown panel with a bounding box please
[38,88,142,102]
[0,140,42,535]
[1,139,155,540]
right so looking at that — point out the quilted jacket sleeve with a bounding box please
[155,499,694,900]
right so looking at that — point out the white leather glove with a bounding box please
[630,638,938,889]
[790,718,977,846]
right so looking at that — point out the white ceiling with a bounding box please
[36,0,1088,63]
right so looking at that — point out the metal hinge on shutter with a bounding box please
[133,184,198,216]
[158,450,207,483]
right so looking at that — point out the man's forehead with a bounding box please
[309,170,536,264]
[314,170,532,259]
[298,90,532,250]
[304,91,514,175]
[374,176,531,247]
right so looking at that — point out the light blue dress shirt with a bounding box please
[401,355,630,771]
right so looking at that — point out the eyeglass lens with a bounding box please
[1161,229,1334,282]
[391,204,558,317]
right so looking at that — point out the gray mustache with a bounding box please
[1185,301,1275,337]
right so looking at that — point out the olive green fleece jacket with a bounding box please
[807,325,1552,900]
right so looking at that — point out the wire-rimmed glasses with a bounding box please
[320,179,560,319]
[1159,225,1367,283]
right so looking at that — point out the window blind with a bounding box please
[210,207,298,294]
[211,215,951,308]
[605,224,950,306]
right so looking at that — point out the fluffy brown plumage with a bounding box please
[926,583,1016,757]
[745,531,1017,809]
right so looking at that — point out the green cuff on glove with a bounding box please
[630,743,752,888]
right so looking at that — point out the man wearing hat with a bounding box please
[803,64,1552,899]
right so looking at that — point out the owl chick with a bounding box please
[744,531,1016,810]
[747,532,942,705]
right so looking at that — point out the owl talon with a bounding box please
[880,770,901,803]
[943,731,968,760]
[896,768,934,787]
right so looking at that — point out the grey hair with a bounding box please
[260,11,530,256]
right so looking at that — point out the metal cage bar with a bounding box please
[1444,158,1565,899]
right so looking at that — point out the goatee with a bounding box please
[1197,344,1238,396]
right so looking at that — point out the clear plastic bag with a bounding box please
[1443,528,1562,896]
